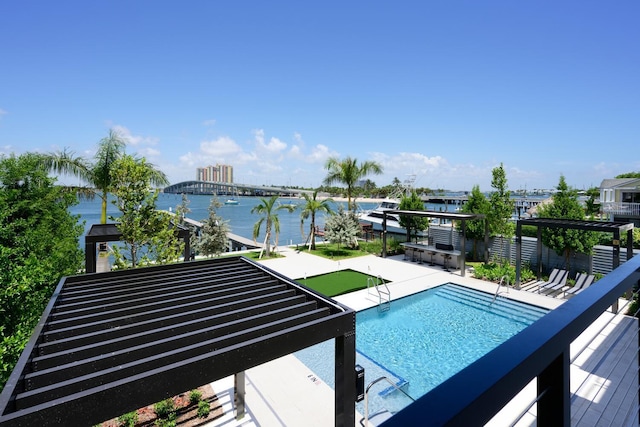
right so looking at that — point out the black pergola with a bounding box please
[515,218,635,288]
[382,210,488,276]
[0,256,356,427]
[84,223,191,273]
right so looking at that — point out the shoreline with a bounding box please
[281,195,386,204]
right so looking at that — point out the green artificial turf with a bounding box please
[296,269,388,297]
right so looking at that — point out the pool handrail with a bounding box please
[491,275,510,304]
[368,275,390,312]
[365,376,414,427]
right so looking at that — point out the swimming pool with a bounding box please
[295,283,548,416]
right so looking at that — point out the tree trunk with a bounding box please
[100,195,108,224]
[265,231,271,257]
[310,213,316,250]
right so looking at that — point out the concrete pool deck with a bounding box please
[202,247,638,426]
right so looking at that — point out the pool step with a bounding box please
[435,284,547,324]
[436,285,546,324]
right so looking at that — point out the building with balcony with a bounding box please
[196,164,234,183]
[600,178,640,226]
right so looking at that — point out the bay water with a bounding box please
[70,193,381,247]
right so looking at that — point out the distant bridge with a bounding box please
[163,180,314,197]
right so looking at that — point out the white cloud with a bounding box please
[202,118,217,127]
[0,109,7,119]
[256,159,283,174]
[266,137,287,152]
[252,129,265,145]
[307,144,337,163]
[112,125,159,146]
[200,136,241,156]
[288,145,302,158]
[252,129,287,153]
[137,147,161,157]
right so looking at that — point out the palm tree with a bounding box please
[323,156,383,212]
[300,189,333,250]
[251,195,296,257]
[41,129,169,224]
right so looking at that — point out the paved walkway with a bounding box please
[201,246,638,427]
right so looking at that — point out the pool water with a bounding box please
[295,283,548,416]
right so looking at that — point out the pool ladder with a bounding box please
[367,275,390,312]
[491,275,510,304]
[364,376,414,427]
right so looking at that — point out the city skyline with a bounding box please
[196,164,234,184]
[1,2,638,192]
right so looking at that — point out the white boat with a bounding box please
[358,175,427,237]
[358,198,406,234]
[224,186,240,205]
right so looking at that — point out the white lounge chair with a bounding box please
[564,273,595,299]
[538,269,569,294]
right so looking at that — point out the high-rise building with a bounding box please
[196,164,234,183]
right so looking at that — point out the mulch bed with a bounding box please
[98,385,224,427]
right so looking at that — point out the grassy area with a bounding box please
[216,250,283,260]
[296,269,387,297]
[298,241,384,261]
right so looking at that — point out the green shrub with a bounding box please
[117,411,138,427]
[188,389,202,405]
[360,239,382,255]
[387,237,401,254]
[154,416,176,427]
[473,262,535,285]
[154,398,176,419]
[197,400,210,418]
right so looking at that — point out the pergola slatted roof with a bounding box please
[380,209,488,275]
[517,217,634,233]
[0,256,356,427]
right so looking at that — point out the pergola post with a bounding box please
[335,330,356,427]
[484,219,489,264]
[613,229,621,270]
[460,220,466,277]
[85,238,97,274]
[234,371,245,420]
[536,227,543,279]
[382,212,387,258]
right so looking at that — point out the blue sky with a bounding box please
[1,1,638,192]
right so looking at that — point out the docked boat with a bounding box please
[358,175,427,237]
[358,198,406,234]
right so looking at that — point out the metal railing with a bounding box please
[368,275,391,312]
[364,376,415,427]
[602,202,640,217]
[491,275,510,304]
[381,254,640,426]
